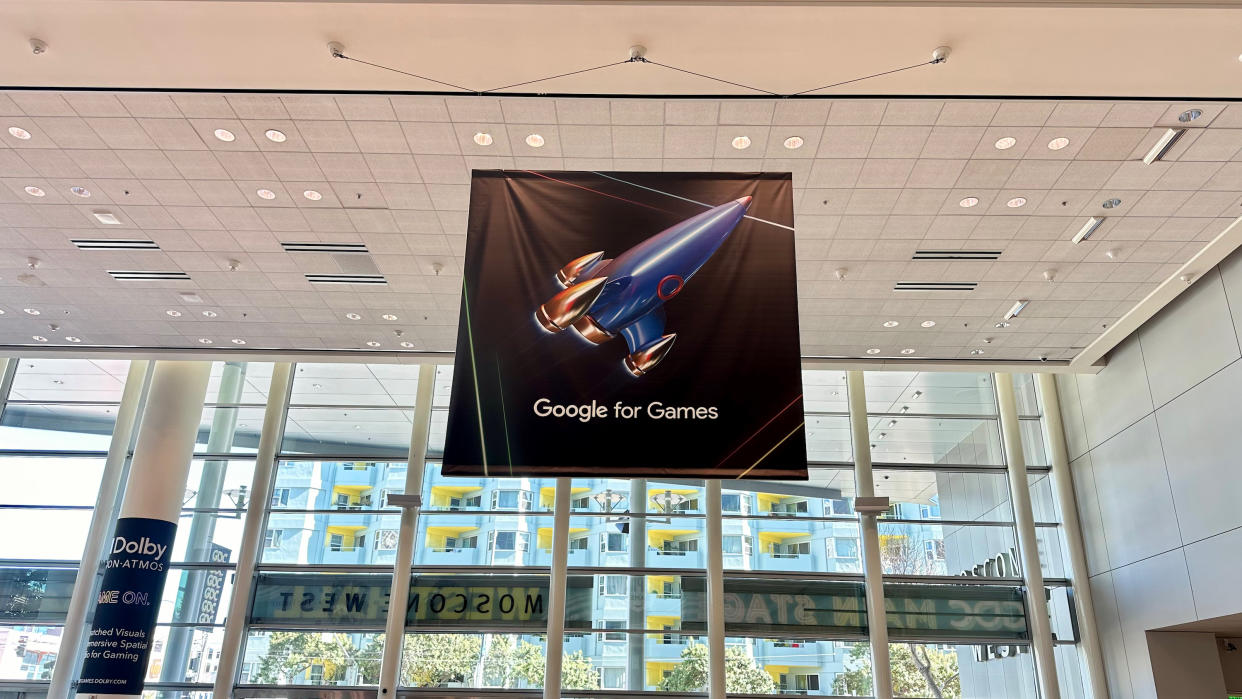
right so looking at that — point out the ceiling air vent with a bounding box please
[894,281,978,292]
[281,242,369,254]
[108,270,191,281]
[305,274,388,285]
[73,239,160,250]
[912,250,1002,260]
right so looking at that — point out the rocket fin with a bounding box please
[619,307,667,356]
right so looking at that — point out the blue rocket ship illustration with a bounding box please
[535,196,753,376]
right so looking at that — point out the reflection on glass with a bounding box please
[0,457,104,506]
[241,630,383,685]
[400,633,548,689]
[0,405,117,451]
[0,625,63,680]
[282,408,413,458]
[9,358,128,402]
[864,372,998,416]
[290,363,420,407]
[263,512,403,565]
[867,417,1004,466]
[876,469,1012,523]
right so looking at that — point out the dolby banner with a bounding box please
[443,171,805,479]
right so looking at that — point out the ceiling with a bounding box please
[0,88,1239,364]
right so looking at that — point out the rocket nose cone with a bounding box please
[735,195,753,209]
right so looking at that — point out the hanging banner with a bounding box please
[77,517,176,696]
[444,171,805,479]
[249,573,592,630]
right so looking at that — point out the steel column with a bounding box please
[377,363,438,697]
[995,373,1061,699]
[212,362,294,699]
[704,480,726,699]
[627,478,647,691]
[846,370,893,699]
[543,477,573,698]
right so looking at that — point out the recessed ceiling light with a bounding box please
[878,432,888,440]
[213,128,235,142]
[900,405,910,413]
[920,320,936,328]
[995,321,1011,328]
[303,190,322,201]
[525,134,545,148]
[345,312,362,320]
[959,197,979,208]
[473,132,493,146]
[256,189,276,200]
[165,309,182,317]
[23,308,40,316]
[731,136,752,150]
[265,129,287,143]
[912,390,923,399]
[199,338,213,344]
[1047,137,1070,151]
[900,348,916,355]
[93,211,121,225]
[8,126,31,140]
[994,137,1017,150]
[202,310,218,318]
[1178,109,1203,123]
[24,186,45,197]
[381,313,398,321]
[231,338,246,345]
[366,340,381,347]
[65,336,81,343]
[70,186,91,198]
[866,348,881,355]
[783,136,804,150]
[883,320,899,328]
[0,309,5,315]
[32,335,47,343]
[1101,198,1121,209]
[1006,197,1027,208]
[970,348,985,356]
[312,383,323,390]
[400,341,414,348]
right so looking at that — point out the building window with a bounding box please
[924,539,946,562]
[270,488,290,507]
[571,495,591,511]
[329,533,344,551]
[489,530,529,551]
[264,529,283,549]
[779,672,820,693]
[723,535,753,555]
[448,494,482,510]
[598,575,627,596]
[600,531,627,552]
[828,498,851,515]
[374,529,399,551]
[309,663,324,683]
[831,537,860,559]
[599,620,626,643]
[492,489,532,511]
[721,492,751,513]
[658,579,682,599]
[600,666,625,688]
[771,499,809,515]
[342,462,372,471]
[661,537,698,554]
[772,540,810,558]
[569,536,589,551]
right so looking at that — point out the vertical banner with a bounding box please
[77,517,176,696]
[444,171,805,479]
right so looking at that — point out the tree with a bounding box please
[505,639,600,690]
[399,634,482,687]
[253,632,361,684]
[831,643,960,698]
[659,642,777,693]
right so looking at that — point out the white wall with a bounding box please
[1056,248,1242,699]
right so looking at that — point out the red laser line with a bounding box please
[712,394,804,472]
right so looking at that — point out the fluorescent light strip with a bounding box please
[1004,299,1029,320]
[305,274,388,285]
[912,250,1002,260]
[894,281,978,291]
[1143,128,1186,165]
[1073,217,1105,244]
[72,239,159,250]
[281,242,370,254]
[108,270,191,280]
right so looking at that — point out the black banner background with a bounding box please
[443,171,805,479]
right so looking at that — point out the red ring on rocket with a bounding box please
[656,275,685,301]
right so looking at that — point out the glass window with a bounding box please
[264,529,282,549]
[242,631,383,686]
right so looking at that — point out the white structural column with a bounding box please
[377,363,437,697]
[704,479,727,699]
[627,478,647,692]
[995,373,1061,699]
[49,360,150,699]
[212,363,294,699]
[1037,374,1110,699]
[543,477,573,698]
[76,361,211,698]
[846,371,893,699]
